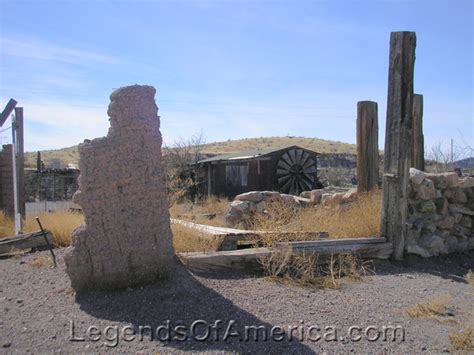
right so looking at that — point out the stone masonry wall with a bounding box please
[406,168,474,257]
[64,85,175,291]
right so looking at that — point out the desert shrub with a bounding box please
[259,250,374,289]
[406,295,453,319]
[449,328,474,351]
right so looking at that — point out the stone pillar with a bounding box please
[356,101,379,193]
[65,85,175,291]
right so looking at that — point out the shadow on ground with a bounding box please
[372,250,474,283]
[76,262,314,353]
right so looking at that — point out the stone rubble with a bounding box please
[405,168,474,257]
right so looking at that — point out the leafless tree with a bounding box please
[163,131,207,206]
[427,139,472,173]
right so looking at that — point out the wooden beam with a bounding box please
[15,107,25,220]
[0,230,53,255]
[411,94,424,171]
[179,237,393,272]
[380,32,417,260]
[356,101,379,192]
[0,99,17,127]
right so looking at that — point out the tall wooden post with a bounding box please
[15,107,25,220]
[356,101,379,193]
[411,94,424,171]
[380,31,416,260]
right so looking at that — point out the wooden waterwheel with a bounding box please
[276,148,317,195]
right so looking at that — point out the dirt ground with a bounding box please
[0,248,473,353]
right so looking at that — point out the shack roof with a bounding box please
[197,145,319,164]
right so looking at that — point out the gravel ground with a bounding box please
[0,248,473,353]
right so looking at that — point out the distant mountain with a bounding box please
[24,136,357,169]
[454,157,474,169]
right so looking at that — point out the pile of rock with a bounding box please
[224,187,358,227]
[406,168,474,257]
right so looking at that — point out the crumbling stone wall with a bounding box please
[406,168,474,257]
[65,85,175,291]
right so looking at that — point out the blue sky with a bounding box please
[0,0,472,155]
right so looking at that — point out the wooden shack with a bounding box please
[197,145,319,197]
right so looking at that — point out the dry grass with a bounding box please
[0,210,15,237]
[251,189,381,239]
[170,196,229,227]
[406,295,453,319]
[0,211,84,247]
[172,223,222,253]
[30,255,53,268]
[449,328,474,351]
[259,250,374,289]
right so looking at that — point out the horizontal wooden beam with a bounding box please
[179,237,393,272]
[0,230,53,255]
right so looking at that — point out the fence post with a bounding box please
[356,101,379,193]
[380,31,416,260]
[411,94,424,171]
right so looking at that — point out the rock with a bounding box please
[299,191,311,199]
[433,198,449,215]
[406,244,431,258]
[235,191,264,203]
[310,190,324,204]
[64,85,175,292]
[444,235,458,253]
[468,237,474,250]
[230,200,249,212]
[415,179,436,200]
[449,205,474,216]
[321,193,344,207]
[342,188,358,203]
[451,188,467,204]
[280,194,298,205]
[293,196,313,206]
[420,234,446,256]
[460,216,472,229]
[417,200,436,214]
[459,177,474,188]
[409,168,426,185]
[224,207,243,227]
[436,216,455,230]
[262,191,281,202]
[425,172,459,189]
[255,201,266,213]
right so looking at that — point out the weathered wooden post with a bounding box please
[356,101,379,193]
[380,31,416,260]
[411,93,424,171]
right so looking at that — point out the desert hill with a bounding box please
[24,136,357,169]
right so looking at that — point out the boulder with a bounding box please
[425,172,459,189]
[299,191,311,199]
[417,200,436,214]
[420,234,446,256]
[459,177,474,188]
[460,216,472,229]
[436,216,455,230]
[310,190,325,204]
[342,188,358,203]
[230,200,250,212]
[406,244,431,258]
[235,191,263,203]
[409,168,426,185]
[415,179,436,200]
[262,191,282,202]
[224,207,243,226]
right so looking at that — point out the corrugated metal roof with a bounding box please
[197,145,317,164]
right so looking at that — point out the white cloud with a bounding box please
[0,37,119,66]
